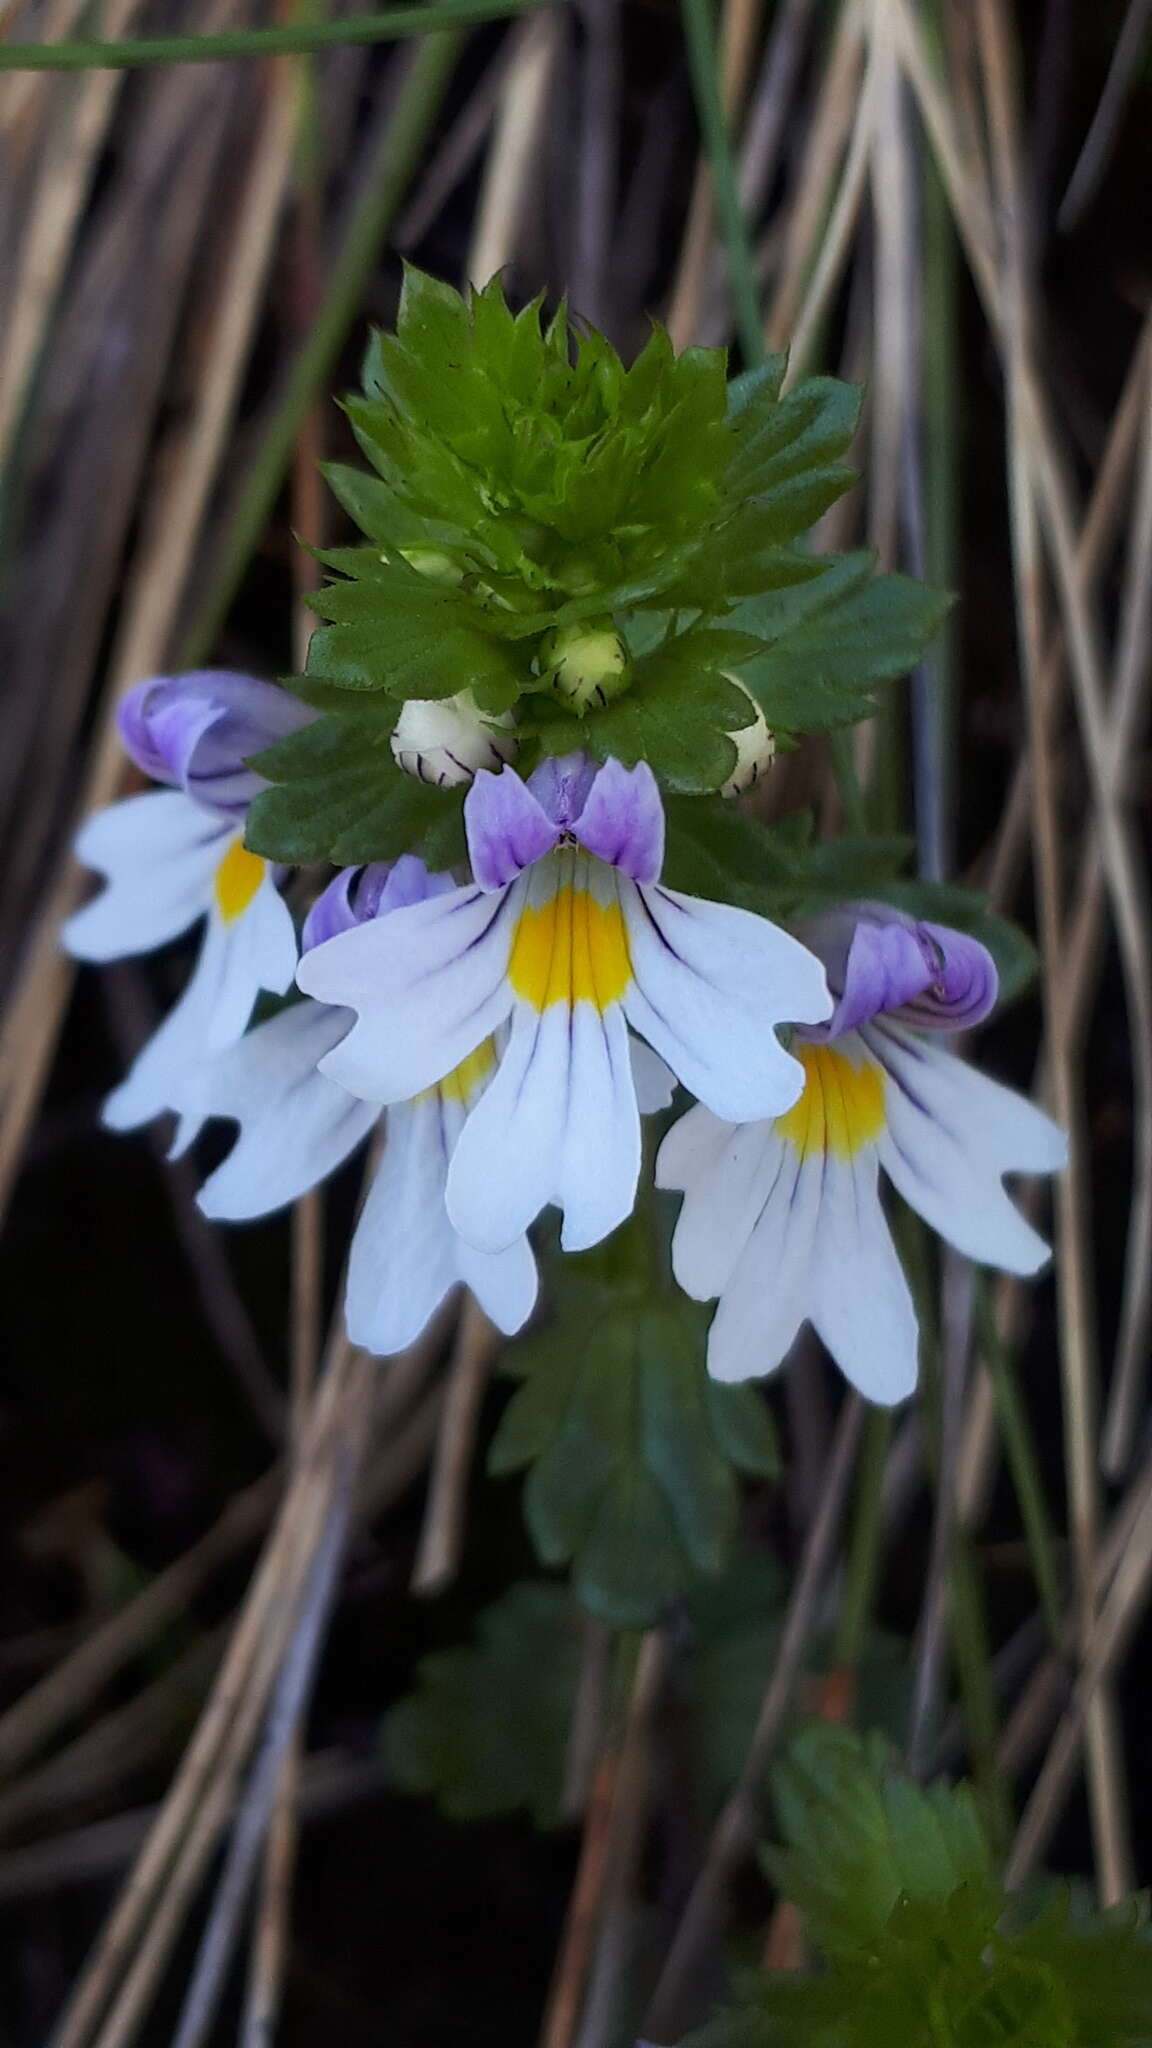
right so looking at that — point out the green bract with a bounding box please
[244,267,949,867]
[686,1725,1152,2048]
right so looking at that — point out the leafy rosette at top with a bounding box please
[63,671,309,1146]
[297,754,832,1259]
[244,269,950,869]
[659,901,1067,1404]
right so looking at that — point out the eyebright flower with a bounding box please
[297,755,832,1257]
[63,671,309,1142]
[657,902,1067,1404]
[390,690,517,786]
[190,858,539,1354]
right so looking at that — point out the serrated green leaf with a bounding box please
[381,1582,583,1828]
[490,1290,759,1627]
[764,1725,998,1960]
[244,717,466,866]
[661,796,808,916]
[726,355,789,417]
[725,375,862,504]
[736,571,953,734]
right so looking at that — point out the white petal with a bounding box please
[808,1150,919,1403]
[629,1035,677,1114]
[63,792,229,961]
[105,877,296,1144]
[869,1023,1064,1275]
[620,882,830,1124]
[196,1002,378,1220]
[299,883,515,1104]
[446,999,640,1254]
[345,1098,462,1355]
[703,1138,823,1381]
[455,1232,538,1337]
[659,1107,779,1298]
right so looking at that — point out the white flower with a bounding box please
[658,903,1067,1404]
[297,754,831,1257]
[62,672,305,1144]
[390,691,517,786]
[719,677,776,797]
[188,859,667,1354]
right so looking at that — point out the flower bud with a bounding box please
[719,678,776,798]
[390,691,517,787]
[539,619,630,713]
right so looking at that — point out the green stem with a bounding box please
[833,1404,892,1668]
[678,0,763,368]
[949,1531,1012,1856]
[180,27,462,666]
[0,0,539,70]
[974,1277,1065,1645]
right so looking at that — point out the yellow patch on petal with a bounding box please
[508,885,631,1013]
[438,1037,498,1106]
[777,1042,886,1159]
[213,838,265,924]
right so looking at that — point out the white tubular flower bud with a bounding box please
[720,677,776,798]
[539,618,631,712]
[390,692,517,787]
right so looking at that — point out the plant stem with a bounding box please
[678,0,763,366]
[833,1405,892,1668]
[179,25,463,664]
[975,1277,1065,1644]
[0,0,541,70]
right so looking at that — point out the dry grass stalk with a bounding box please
[468,7,561,287]
[411,1295,502,1594]
[666,0,766,351]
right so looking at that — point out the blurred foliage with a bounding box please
[684,1725,1152,2048]
[381,1565,916,1831]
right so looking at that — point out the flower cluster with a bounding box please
[65,669,1064,1406]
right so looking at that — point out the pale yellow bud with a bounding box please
[390,692,517,787]
[539,618,631,713]
[720,678,776,798]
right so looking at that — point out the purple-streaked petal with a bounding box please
[301,855,454,950]
[525,752,599,828]
[118,671,313,817]
[901,922,998,1030]
[464,766,560,891]
[571,758,664,883]
[801,902,998,1036]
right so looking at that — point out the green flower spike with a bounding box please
[244,267,950,872]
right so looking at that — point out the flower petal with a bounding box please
[446,998,640,1253]
[807,1148,919,1402]
[298,883,516,1103]
[870,1021,1066,1273]
[345,1098,464,1354]
[345,1095,538,1353]
[119,670,313,817]
[105,872,296,1143]
[196,1002,378,1220]
[572,758,664,882]
[701,1139,822,1381]
[63,792,230,961]
[464,766,560,891]
[659,1106,779,1298]
[621,882,831,1123]
[630,1035,677,1114]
